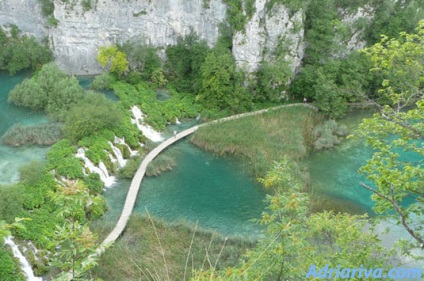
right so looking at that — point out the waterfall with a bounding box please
[114,136,139,157]
[175,117,181,124]
[75,148,115,187]
[108,141,127,168]
[130,106,164,143]
[4,236,42,281]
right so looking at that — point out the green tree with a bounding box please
[165,33,209,93]
[197,48,251,111]
[355,21,424,255]
[8,63,85,121]
[49,180,106,280]
[119,40,161,80]
[193,160,391,280]
[97,45,129,76]
[63,92,123,142]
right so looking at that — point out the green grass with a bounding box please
[89,214,255,281]
[191,106,323,178]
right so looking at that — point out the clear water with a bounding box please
[306,110,421,215]
[102,120,267,239]
[0,72,50,185]
[135,139,266,238]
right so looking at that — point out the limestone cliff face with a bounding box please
[50,0,227,74]
[232,0,305,74]
[0,0,46,39]
[0,0,370,76]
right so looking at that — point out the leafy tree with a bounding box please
[355,21,424,255]
[49,180,107,280]
[118,40,161,80]
[165,33,209,93]
[63,92,123,142]
[197,47,252,111]
[0,26,52,74]
[8,63,85,121]
[193,160,391,280]
[255,57,292,102]
[97,45,129,76]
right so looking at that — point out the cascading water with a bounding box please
[114,136,138,156]
[75,148,115,187]
[130,106,164,142]
[4,236,42,281]
[108,141,127,167]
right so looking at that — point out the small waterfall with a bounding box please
[130,106,164,143]
[114,136,139,156]
[109,154,118,165]
[175,117,181,124]
[75,148,115,187]
[108,141,127,168]
[4,236,42,281]
[196,113,201,121]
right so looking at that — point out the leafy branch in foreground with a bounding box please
[192,160,391,280]
[355,20,424,255]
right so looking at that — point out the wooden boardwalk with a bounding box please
[100,103,317,249]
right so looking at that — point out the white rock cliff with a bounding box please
[0,0,368,75]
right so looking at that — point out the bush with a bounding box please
[63,92,123,142]
[313,120,347,150]
[117,156,142,179]
[0,248,25,281]
[46,140,84,179]
[0,184,23,223]
[87,196,107,220]
[8,63,85,121]
[90,72,116,90]
[0,26,53,74]
[146,154,176,177]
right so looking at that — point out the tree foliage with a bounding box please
[8,63,85,121]
[97,45,129,76]
[193,160,391,280]
[165,33,209,93]
[198,47,252,111]
[355,21,424,255]
[0,26,52,74]
[63,92,123,142]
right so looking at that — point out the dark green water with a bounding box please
[0,72,50,185]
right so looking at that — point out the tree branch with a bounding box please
[359,182,424,247]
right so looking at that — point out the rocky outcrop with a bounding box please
[0,0,373,76]
[233,0,305,74]
[50,0,227,74]
[0,0,46,39]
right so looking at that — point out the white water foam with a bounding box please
[4,236,42,281]
[108,142,127,168]
[114,136,139,156]
[75,148,115,187]
[130,106,164,143]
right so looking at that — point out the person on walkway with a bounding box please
[173,131,177,138]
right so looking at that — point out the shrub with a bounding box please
[0,26,53,74]
[8,63,85,121]
[46,140,84,179]
[90,72,116,90]
[313,120,347,150]
[0,184,24,223]
[63,92,123,142]
[0,248,25,281]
